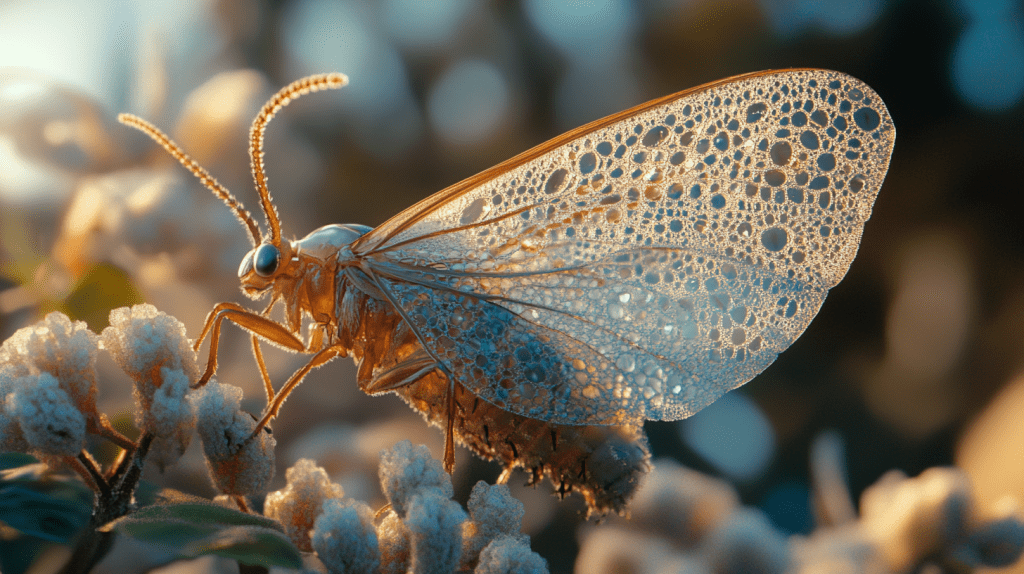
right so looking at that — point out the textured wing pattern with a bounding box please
[359,69,894,425]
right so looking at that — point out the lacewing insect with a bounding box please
[119,69,894,514]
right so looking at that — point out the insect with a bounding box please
[119,69,894,514]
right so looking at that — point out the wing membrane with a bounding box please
[358,69,894,424]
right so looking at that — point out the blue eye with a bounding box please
[253,244,279,277]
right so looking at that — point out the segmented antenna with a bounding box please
[118,113,262,245]
[249,73,349,245]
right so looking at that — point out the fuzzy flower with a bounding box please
[703,507,791,574]
[188,381,275,496]
[146,366,196,470]
[265,458,346,551]
[628,458,740,546]
[311,498,380,574]
[461,482,527,570]
[379,440,453,517]
[6,372,86,456]
[102,305,199,466]
[378,509,410,574]
[405,489,467,574]
[0,312,101,430]
[860,467,971,571]
[475,535,549,574]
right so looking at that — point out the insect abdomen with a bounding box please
[337,270,651,515]
[395,370,651,516]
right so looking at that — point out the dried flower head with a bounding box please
[5,371,86,456]
[377,509,410,574]
[189,381,275,496]
[265,458,346,551]
[311,497,381,574]
[405,489,467,574]
[102,305,199,469]
[475,535,549,574]
[0,312,101,428]
[379,440,453,517]
[461,482,527,570]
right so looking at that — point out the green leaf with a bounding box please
[114,501,285,531]
[0,452,42,472]
[0,456,93,544]
[0,485,91,543]
[58,262,145,331]
[107,502,301,569]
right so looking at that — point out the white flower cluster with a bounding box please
[264,441,548,574]
[1,307,201,469]
[102,304,201,469]
[189,381,276,496]
[0,312,100,456]
[577,458,1024,573]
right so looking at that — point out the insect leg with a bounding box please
[251,334,273,403]
[251,346,344,436]
[444,376,457,473]
[363,349,438,395]
[193,302,305,387]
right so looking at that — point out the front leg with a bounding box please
[193,302,306,388]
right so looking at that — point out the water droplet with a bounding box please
[713,132,730,151]
[800,130,819,150]
[643,126,669,147]
[608,303,624,319]
[853,107,880,130]
[746,102,768,123]
[617,354,636,373]
[579,152,597,174]
[460,197,490,225]
[738,222,753,237]
[770,141,792,166]
[765,170,786,186]
[544,168,569,194]
[761,227,788,251]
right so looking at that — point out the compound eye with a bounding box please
[253,244,280,277]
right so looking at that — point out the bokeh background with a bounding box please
[2,0,1024,572]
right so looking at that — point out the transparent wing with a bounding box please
[355,69,895,425]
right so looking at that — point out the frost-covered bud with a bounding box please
[379,440,453,517]
[629,458,740,545]
[860,467,973,572]
[265,458,345,551]
[102,305,199,383]
[311,498,380,574]
[145,366,196,470]
[461,482,526,569]
[188,381,274,496]
[0,312,101,428]
[378,509,410,574]
[7,372,86,456]
[475,535,549,574]
[102,305,199,443]
[405,489,467,574]
[704,507,791,574]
